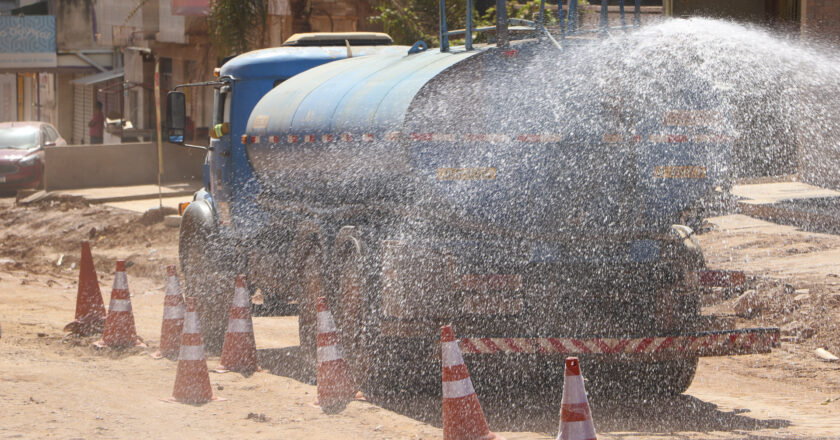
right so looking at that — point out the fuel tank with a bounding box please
[245,41,731,236]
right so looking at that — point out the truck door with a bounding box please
[209,84,233,227]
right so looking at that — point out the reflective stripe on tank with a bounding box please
[265,131,733,145]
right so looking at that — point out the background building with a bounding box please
[665,0,840,40]
[0,0,385,144]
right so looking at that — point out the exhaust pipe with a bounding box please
[496,0,508,48]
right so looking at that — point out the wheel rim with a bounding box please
[299,245,324,376]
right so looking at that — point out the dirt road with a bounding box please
[1,198,839,439]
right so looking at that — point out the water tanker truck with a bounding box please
[168,5,779,396]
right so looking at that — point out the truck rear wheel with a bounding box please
[330,228,378,393]
[296,237,326,380]
[588,358,698,397]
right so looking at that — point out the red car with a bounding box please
[0,121,67,191]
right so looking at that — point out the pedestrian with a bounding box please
[88,101,104,144]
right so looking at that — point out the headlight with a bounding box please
[18,155,40,168]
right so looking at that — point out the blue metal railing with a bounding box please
[438,0,645,53]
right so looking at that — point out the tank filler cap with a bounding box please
[408,41,428,55]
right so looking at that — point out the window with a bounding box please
[45,125,59,142]
[213,85,231,126]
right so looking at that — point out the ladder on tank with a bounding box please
[439,0,644,52]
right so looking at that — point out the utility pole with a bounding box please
[154,56,163,209]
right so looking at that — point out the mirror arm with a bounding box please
[181,143,213,152]
[173,80,225,90]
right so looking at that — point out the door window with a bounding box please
[45,126,59,141]
[213,85,231,126]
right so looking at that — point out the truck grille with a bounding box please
[0,164,19,175]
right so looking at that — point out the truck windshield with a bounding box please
[0,126,39,150]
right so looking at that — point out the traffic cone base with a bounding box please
[65,241,106,336]
[151,319,182,359]
[315,296,357,413]
[93,336,146,349]
[215,275,261,373]
[441,325,505,440]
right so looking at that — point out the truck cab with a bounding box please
[167,33,408,350]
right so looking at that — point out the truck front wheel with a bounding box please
[179,199,235,353]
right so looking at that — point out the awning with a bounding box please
[70,68,124,86]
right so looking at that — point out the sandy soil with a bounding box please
[1,198,839,439]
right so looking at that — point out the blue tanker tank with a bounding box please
[245,42,730,242]
[173,16,778,399]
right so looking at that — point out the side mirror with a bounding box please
[166,91,186,144]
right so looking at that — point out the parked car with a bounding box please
[0,121,66,191]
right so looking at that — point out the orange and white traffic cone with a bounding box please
[64,241,106,336]
[152,265,185,359]
[166,297,222,404]
[441,325,504,440]
[94,260,144,348]
[215,275,260,373]
[556,357,597,440]
[315,296,356,413]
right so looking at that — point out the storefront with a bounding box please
[0,15,57,124]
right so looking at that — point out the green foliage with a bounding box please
[372,0,466,46]
[208,0,268,57]
[479,0,557,25]
[372,0,556,47]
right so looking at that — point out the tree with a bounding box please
[373,0,468,46]
[372,0,554,46]
[208,0,269,57]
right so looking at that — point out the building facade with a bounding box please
[0,0,384,144]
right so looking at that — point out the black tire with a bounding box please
[588,358,699,397]
[327,228,439,398]
[178,200,236,354]
[251,291,296,317]
[329,228,378,392]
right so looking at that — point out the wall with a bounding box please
[801,0,840,41]
[43,142,204,190]
[665,0,766,20]
[94,0,143,46]
[52,0,96,51]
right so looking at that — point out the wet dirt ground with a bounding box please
[1,197,839,439]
